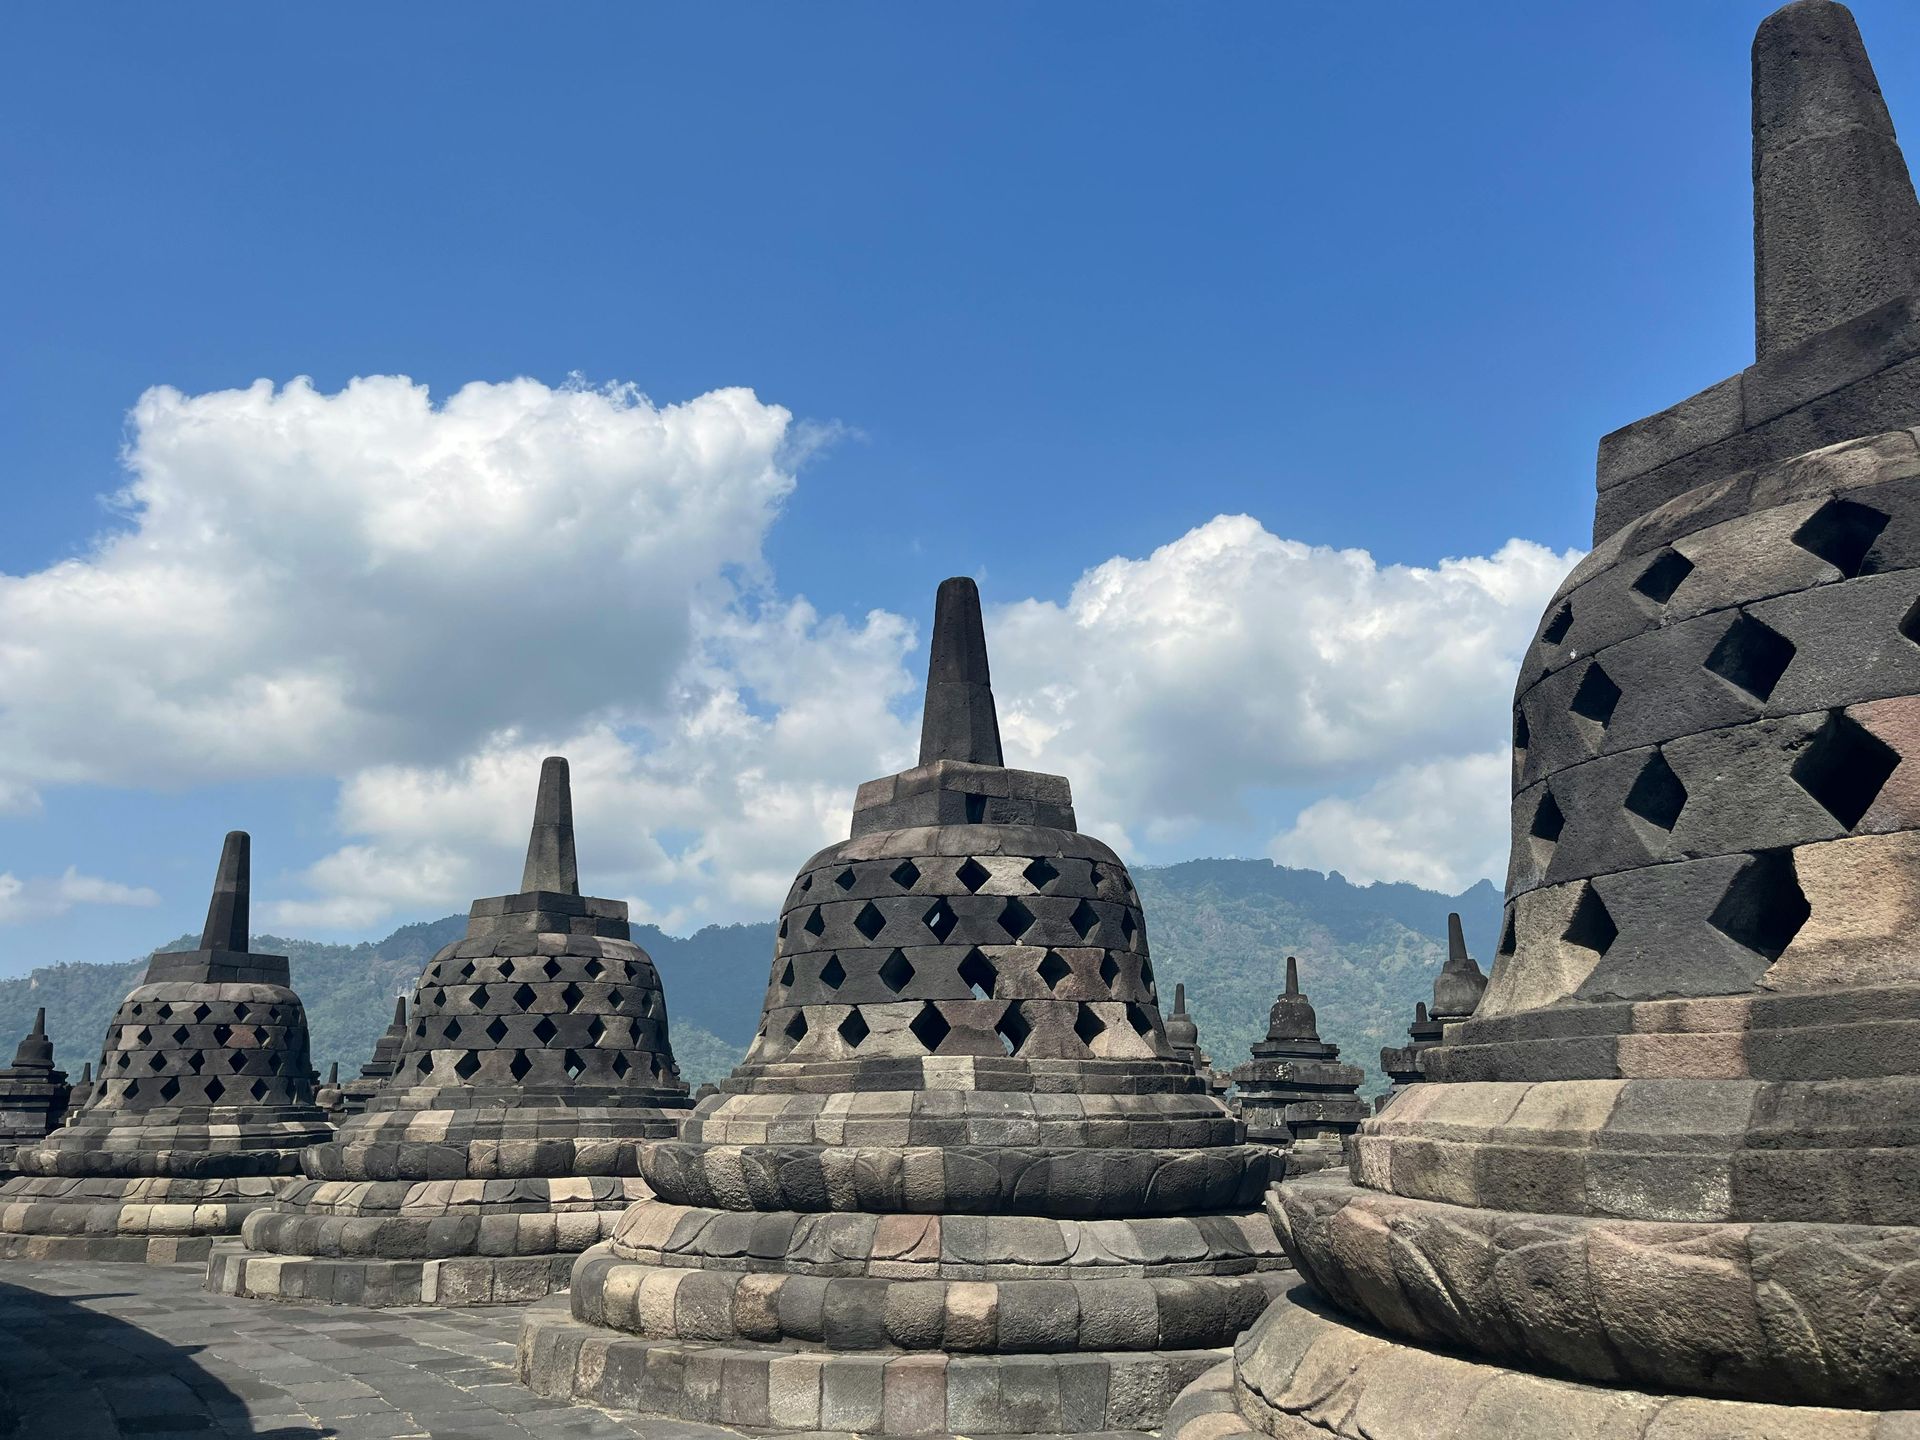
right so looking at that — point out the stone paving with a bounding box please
[0,1260,717,1440]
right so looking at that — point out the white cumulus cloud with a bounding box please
[0,868,160,925]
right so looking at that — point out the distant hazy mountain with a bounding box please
[0,861,1500,1097]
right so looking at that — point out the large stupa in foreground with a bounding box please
[0,833,331,1263]
[521,578,1288,1435]
[1167,4,1920,1435]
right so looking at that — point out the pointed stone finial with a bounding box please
[1285,956,1300,996]
[1447,913,1469,964]
[325,1061,339,1084]
[1415,1002,1429,1022]
[199,831,251,952]
[29,1008,44,1037]
[918,577,1005,768]
[392,995,408,1027]
[10,1007,52,1070]
[1174,983,1188,1013]
[520,757,580,896]
[1753,1,1920,355]
[79,1062,91,1082]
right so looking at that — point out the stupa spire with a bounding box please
[519,756,580,896]
[1285,955,1300,995]
[198,831,250,952]
[918,577,1004,767]
[1754,0,1920,355]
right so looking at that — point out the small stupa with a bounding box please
[520,578,1287,1435]
[313,1062,343,1118]
[1376,913,1487,1104]
[63,1063,93,1122]
[1229,957,1367,1174]
[0,832,331,1262]
[0,1010,69,1180]
[337,996,408,1115]
[209,756,693,1307]
[1163,984,1229,1098]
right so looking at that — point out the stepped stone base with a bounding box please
[0,1232,215,1264]
[206,1240,576,1306]
[1163,1285,1920,1440]
[520,1300,1222,1434]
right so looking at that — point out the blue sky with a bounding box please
[3,2,1917,973]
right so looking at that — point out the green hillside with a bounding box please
[0,861,1500,1098]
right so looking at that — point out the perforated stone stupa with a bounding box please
[520,577,1287,1436]
[208,756,692,1307]
[1376,912,1486,1105]
[0,1011,69,1181]
[1166,5,1920,1436]
[0,832,331,1263]
[1164,984,1229,1099]
[1229,958,1366,1175]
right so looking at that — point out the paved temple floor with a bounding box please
[0,1260,745,1440]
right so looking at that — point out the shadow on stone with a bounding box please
[0,1276,332,1439]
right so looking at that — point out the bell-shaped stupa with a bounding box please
[1377,913,1487,1103]
[209,756,693,1307]
[1230,957,1366,1174]
[0,1010,70,1180]
[0,833,331,1262]
[521,578,1287,1435]
[1168,6,1920,1437]
[1164,984,1229,1098]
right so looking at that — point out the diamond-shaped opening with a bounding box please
[509,1050,532,1082]
[1068,898,1099,941]
[512,983,537,1010]
[172,1025,191,1044]
[533,1016,558,1045]
[1624,749,1688,832]
[115,1053,129,1069]
[1632,548,1695,605]
[454,1050,482,1080]
[778,916,788,940]
[158,1076,180,1102]
[541,957,562,980]
[485,1017,510,1044]
[587,1016,605,1044]
[1704,613,1796,702]
[560,982,583,1012]
[122,1079,138,1099]
[890,859,921,889]
[803,906,826,936]
[1036,950,1071,991]
[956,857,992,893]
[1569,661,1622,734]
[267,1052,283,1074]
[909,1001,950,1053]
[499,958,517,980]
[1792,709,1901,829]
[879,948,915,993]
[249,1078,269,1101]
[923,897,958,941]
[784,1011,809,1043]
[131,1004,142,1017]
[417,1055,434,1077]
[212,1024,231,1045]
[1073,1004,1106,1047]
[1125,1003,1154,1037]
[431,988,447,1009]
[471,985,491,1008]
[1120,911,1138,947]
[607,987,624,1009]
[146,1053,167,1072]
[611,1052,631,1078]
[456,962,476,981]
[834,866,858,891]
[1562,883,1618,956]
[780,959,795,987]
[1499,909,1517,956]
[838,1008,870,1048]
[820,954,847,989]
[191,1003,211,1023]
[1098,953,1120,988]
[854,901,887,941]
[223,1052,243,1073]
[1530,789,1565,844]
[1088,862,1103,889]
[232,1003,249,1021]
[203,1076,225,1103]
[157,1004,173,1021]
[800,874,813,892]
[1139,957,1155,989]
[1708,849,1810,960]
[1793,498,1890,578]
[959,947,998,999]
[584,958,604,980]
[564,1049,587,1081]
[1542,603,1573,645]
[1023,856,1060,890]
[994,1001,1031,1055]
[444,1018,462,1042]
[998,897,1036,941]
[1514,708,1530,753]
